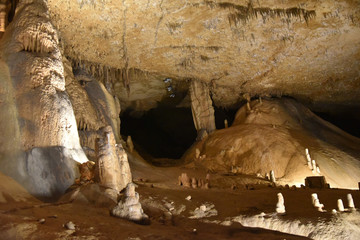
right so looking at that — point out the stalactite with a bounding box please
[68,57,153,98]
[208,1,316,26]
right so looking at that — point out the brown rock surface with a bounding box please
[46,0,360,112]
[184,98,360,188]
[95,126,132,192]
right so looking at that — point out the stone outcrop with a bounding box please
[45,0,360,113]
[189,80,216,136]
[0,0,87,199]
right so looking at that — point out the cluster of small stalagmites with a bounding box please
[178,173,210,189]
[305,148,320,174]
[332,194,356,213]
[111,183,149,224]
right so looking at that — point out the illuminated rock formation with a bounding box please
[185,98,360,188]
[95,126,132,193]
[111,182,149,224]
[0,0,87,198]
[189,80,216,136]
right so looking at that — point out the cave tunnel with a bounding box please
[315,111,360,138]
[121,106,197,161]
[120,103,238,162]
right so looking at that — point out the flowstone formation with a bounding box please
[0,0,88,198]
[184,98,360,188]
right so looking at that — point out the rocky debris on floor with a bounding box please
[189,203,218,219]
[111,183,149,225]
[64,221,76,230]
[38,218,46,224]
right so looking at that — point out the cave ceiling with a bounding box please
[46,0,360,113]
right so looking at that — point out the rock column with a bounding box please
[189,80,216,137]
[95,126,132,192]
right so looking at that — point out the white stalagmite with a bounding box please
[305,148,312,169]
[270,170,276,183]
[312,160,317,173]
[276,193,286,214]
[311,193,318,205]
[311,193,325,212]
[337,199,345,212]
[347,194,355,210]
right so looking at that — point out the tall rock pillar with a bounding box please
[189,80,216,137]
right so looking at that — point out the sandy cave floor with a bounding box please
[1,159,360,240]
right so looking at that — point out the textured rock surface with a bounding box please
[0,0,87,198]
[184,98,360,188]
[190,80,216,134]
[111,183,149,224]
[95,126,132,192]
[47,0,360,112]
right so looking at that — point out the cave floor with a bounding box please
[1,159,359,239]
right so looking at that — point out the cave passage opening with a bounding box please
[315,111,360,138]
[120,104,238,162]
[121,106,197,161]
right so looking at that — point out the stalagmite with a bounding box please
[276,193,286,214]
[312,160,317,173]
[347,194,355,210]
[95,126,132,192]
[178,173,191,187]
[311,193,325,212]
[243,93,251,111]
[270,170,276,183]
[224,119,228,128]
[126,136,134,153]
[337,199,345,212]
[189,80,216,138]
[111,183,149,224]
[305,148,312,169]
[191,177,198,189]
[0,4,5,32]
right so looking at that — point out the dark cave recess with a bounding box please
[120,107,197,160]
[120,104,238,161]
[315,112,360,138]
